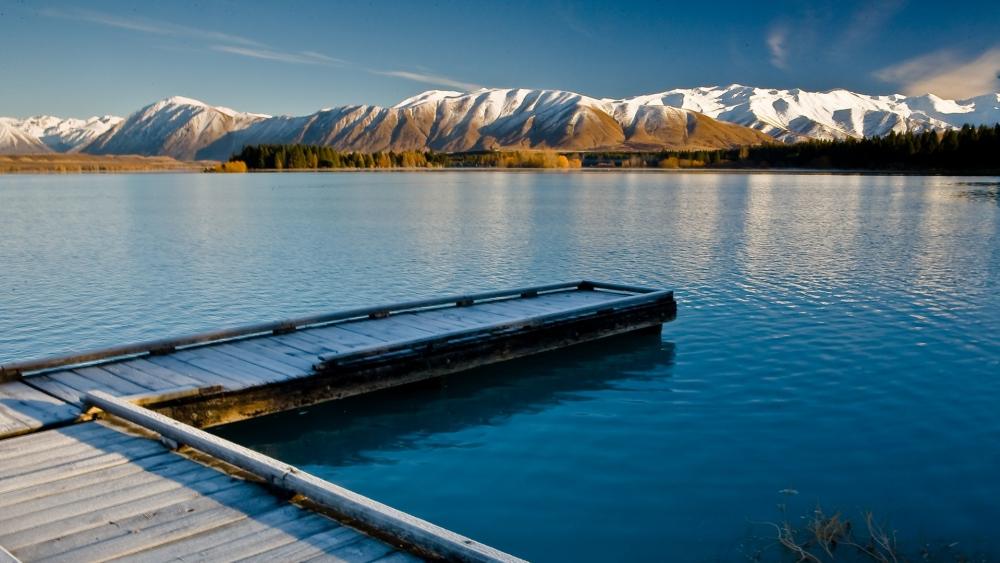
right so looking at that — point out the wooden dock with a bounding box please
[0,280,676,561]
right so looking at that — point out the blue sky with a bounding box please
[1,0,998,117]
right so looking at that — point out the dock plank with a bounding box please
[0,451,179,509]
[0,419,115,459]
[240,526,367,562]
[0,438,166,495]
[302,325,387,349]
[144,355,248,389]
[0,456,199,531]
[0,380,79,430]
[336,317,436,343]
[23,370,92,406]
[214,342,309,379]
[459,301,535,320]
[168,349,279,387]
[35,483,285,562]
[389,311,473,332]
[0,412,30,440]
[99,361,188,392]
[20,374,86,407]
[270,332,340,355]
[123,504,336,562]
[0,431,145,479]
[317,535,397,562]
[9,472,244,557]
[126,357,208,387]
[234,339,318,371]
[73,366,151,395]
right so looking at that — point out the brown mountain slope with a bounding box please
[199,90,772,160]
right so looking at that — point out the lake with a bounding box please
[2,171,999,561]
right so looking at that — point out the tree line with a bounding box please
[736,124,1000,171]
[231,144,450,170]
[227,125,999,172]
[581,125,1000,171]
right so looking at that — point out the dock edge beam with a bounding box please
[84,391,526,563]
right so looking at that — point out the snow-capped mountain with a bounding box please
[198,89,772,159]
[2,86,998,158]
[0,121,51,154]
[84,96,269,160]
[4,115,123,152]
[616,85,1000,142]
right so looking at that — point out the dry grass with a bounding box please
[747,504,978,562]
[0,153,212,173]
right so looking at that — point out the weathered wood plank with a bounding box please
[0,380,79,429]
[478,298,564,316]
[0,450,179,509]
[426,306,515,325]
[302,325,387,348]
[214,343,308,379]
[0,420,116,458]
[459,301,535,320]
[144,355,248,389]
[0,438,166,495]
[28,481,284,562]
[125,357,208,387]
[0,455,196,528]
[22,371,89,406]
[233,339,318,371]
[0,431,145,479]
[336,318,436,343]
[313,535,396,562]
[6,472,243,555]
[390,312,473,332]
[0,412,30,440]
[269,332,339,355]
[251,335,325,358]
[174,348,287,386]
[238,526,366,563]
[122,505,336,562]
[99,362,184,392]
[73,366,151,395]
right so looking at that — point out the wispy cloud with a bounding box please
[837,0,904,50]
[39,7,259,46]
[40,6,479,95]
[212,46,344,66]
[766,25,789,69]
[553,1,595,39]
[874,46,1000,98]
[372,70,481,92]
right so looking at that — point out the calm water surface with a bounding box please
[2,172,999,561]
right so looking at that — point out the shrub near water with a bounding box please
[207,160,248,173]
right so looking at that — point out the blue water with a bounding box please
[2,172,999,561]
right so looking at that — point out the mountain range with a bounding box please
[2,86,998,160]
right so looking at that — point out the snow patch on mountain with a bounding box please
[0,121,51,154]
[604,85,1000,141]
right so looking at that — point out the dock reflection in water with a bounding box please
[215,333,675,468]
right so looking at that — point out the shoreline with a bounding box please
[4,166,998,177]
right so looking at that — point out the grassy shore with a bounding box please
[0,154,212,174]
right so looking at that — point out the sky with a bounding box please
[1,0,998,118]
